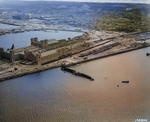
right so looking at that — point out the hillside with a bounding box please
[95,8,150,32]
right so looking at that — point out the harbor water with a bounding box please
[0,30,150,121]
[0,30,83,51]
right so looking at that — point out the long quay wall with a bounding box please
[0,45,149,82]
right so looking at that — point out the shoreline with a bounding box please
[0,45,149,82]
[0,22,86,35]
[0,28,85,36]
[0,64,61,82]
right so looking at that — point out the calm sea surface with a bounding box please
[0,30,150,122]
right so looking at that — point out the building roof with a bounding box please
[41,50,56,57]
[48,39,58,44]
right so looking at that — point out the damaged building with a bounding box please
[0,37,59,65]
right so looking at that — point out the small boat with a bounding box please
[122,81,129,83]
[146,53,150,56]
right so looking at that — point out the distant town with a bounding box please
[0,1,150,35]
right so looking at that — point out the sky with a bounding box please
[0,0,150,4]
